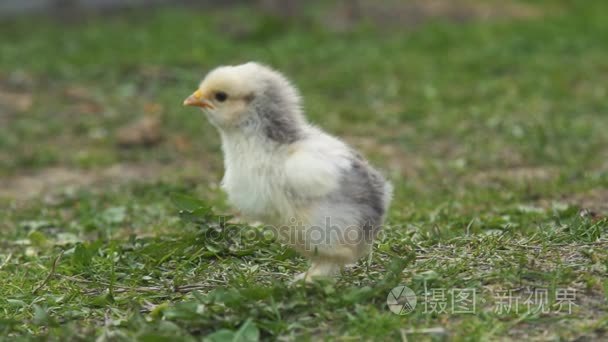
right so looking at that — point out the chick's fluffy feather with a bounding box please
[191,62,392,281]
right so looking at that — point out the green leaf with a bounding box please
[157,320,183,334]
[381,257,411,286]
[170,193,208,212]
[149,302,170,319]
[414,270,440,281]
[90,291,114,307]
[204,329,237,342]
[179,206,213,223]
[204,319,259,342]
[71,242,96,268]
[32,305,57,327]
[342,286,374,304]
[20,220,53,230]
[206,288,243,306]
[27,231,48,248]
[6,299,27,308]
[101,206,127,224]
[0,318,19,333]
[162,301,201,320]
[233,319,260,342]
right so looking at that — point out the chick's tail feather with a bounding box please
[383,181,394,218]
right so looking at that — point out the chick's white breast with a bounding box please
[220,135,294,222]
[220,129,351,224]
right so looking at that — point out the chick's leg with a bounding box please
[292,262,317,283]
[307,261,341,279]
[293,260,341,283]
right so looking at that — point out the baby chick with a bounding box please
[184,62,392,282]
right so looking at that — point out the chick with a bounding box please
[184,62,392,282]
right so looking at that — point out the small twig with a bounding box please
[510,240,608,249]
[464,217,477,236]
[400,329,408,342]
[58,274,213,295]
[401,327,447,336]
[61,275,162,294]
[59,275,98,284]
[32,250,64,294]
[0,253,12,270]
[175,284,211,293]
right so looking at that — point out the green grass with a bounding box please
[1,1,608,340]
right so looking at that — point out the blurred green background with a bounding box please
[1,0,608,340]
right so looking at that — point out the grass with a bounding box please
[1,0,608,340]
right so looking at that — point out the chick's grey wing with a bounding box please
[327,155,390,235]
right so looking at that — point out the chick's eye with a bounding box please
[215,91,228,102]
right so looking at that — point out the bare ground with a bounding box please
[0,160,212,202]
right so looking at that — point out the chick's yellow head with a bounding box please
[184,62,267,128]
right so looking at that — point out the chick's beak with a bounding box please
[183,90,213,109]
